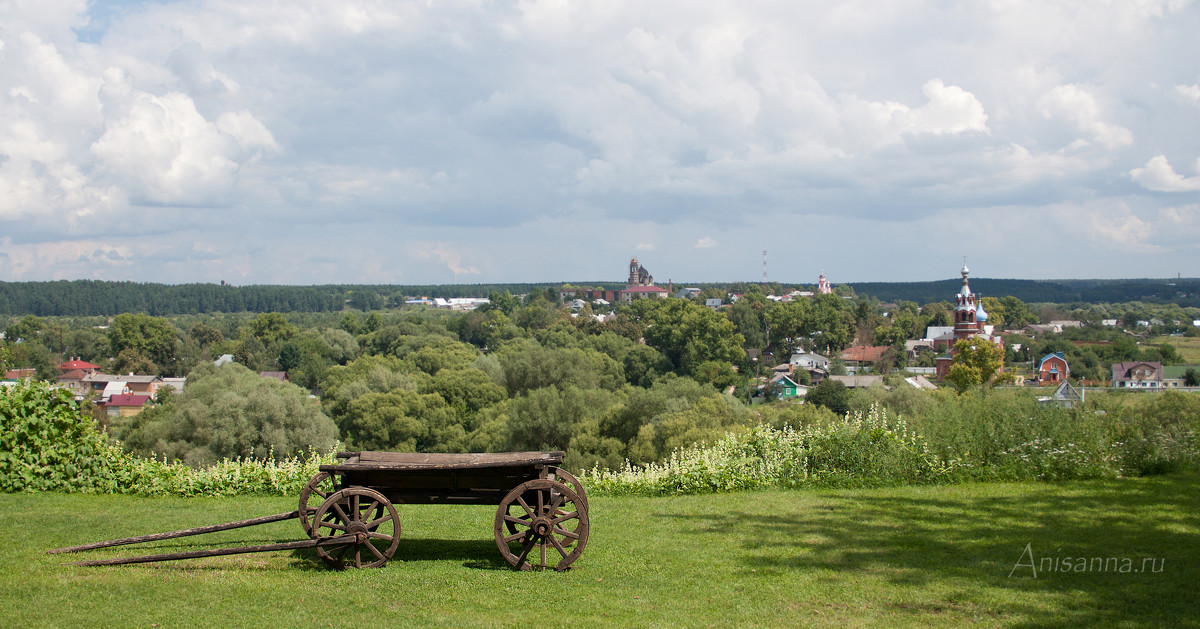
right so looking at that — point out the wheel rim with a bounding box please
[298,472,339,536]
[494,479,589,571]
[311,487,400,569]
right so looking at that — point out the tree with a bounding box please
[806,379,850,416]
[121,362,338,465]
[249,312,298,345]
[945,338,1005,392]
[108,313,179,373]
[637,299,746,376]
[999,296,1037,329]
[1184,368,1200,387]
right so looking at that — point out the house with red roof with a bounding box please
[102,394,153,418]
[58,358,101,375]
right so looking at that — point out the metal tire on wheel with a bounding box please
[298,471,340,536]
[494,479,589,571]
[311,487,400,569]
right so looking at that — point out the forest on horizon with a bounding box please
[2,277,1199,317]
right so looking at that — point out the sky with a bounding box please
[1,0,1199,286]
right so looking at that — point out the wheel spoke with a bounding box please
[367,514,393,529]
[516,496,534,519]
[549,534,569,559]
[367,543,386,561]
[335,544,350,561]
[515,538,536,568]
[552,526,580,540]
[368,532,393,542]
[502,514,530,526]
[351,494,360,520]
[333,502,350,524]
[503,531,526,544]
[363,500,380,522]
[540,541,546,567]
[552,511,578,525]
[320,521,346,532]
[537,489,544,514]
[354,548,362,569]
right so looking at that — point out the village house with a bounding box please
[1037,352,1070,386]
[838,345,889,373]
[1111,361,1163,388]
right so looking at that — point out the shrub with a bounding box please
[0,380,124,493]
[585,404,956,495]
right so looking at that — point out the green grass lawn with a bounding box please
[1150,335,1200,363]
[4,473,1198,628]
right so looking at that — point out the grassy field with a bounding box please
[4,473,1198,628]
[1150,335,1200,363]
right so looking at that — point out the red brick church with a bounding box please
[935,264,1003,382]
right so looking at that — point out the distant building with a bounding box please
[619,257,668,303]
[934,264,1004,382]
[1037,352,1070,386]
[1111,361,1164,388]
[817,271,832,295]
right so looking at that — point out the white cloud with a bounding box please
[409,243,483,278]
[1038,84,1134,149]
[635,242,655,251]
[694,237,718,249]
[1,0,1198,282]
[1130,155,1200,192]
[1176,84,1200,105]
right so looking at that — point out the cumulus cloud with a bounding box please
[1039,84,1134,149]
[0,0,1197,282]
[1130,155,1200,192]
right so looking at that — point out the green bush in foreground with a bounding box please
[1,380,336,496]
[0,380,124,493]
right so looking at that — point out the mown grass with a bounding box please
[4,472,1198,628]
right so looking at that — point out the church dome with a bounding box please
[976,302,989,322]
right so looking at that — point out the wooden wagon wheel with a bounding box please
[298,472,340,536]
[494,479,589,571]
[506,467,589,542]
[310,487,400,569]
[547,466,588,511]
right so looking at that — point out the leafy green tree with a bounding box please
[1184,368,1200,387]
[249,312,298,345]
[338,388,460,452]
[637,299,746,376]
[946,338,1005,392]
[108,313,179,374]
[188,323,223,348]
[809,294,854,354]
[422,368,506,416]
[121,362,337,465]
[4,315,47,343]
[498,343,624,395]
[621,344,671,387]
[11,340,59,381]
[806,379,850,416]
[505,385,622,452]
[481,290,520,316]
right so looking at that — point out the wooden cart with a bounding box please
[49,451,590,572]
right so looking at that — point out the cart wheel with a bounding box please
[298,472,339,536]
[495,479,589,571]
[547,467,588,512]
[506,467,589,544]
[311,487,400,570]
